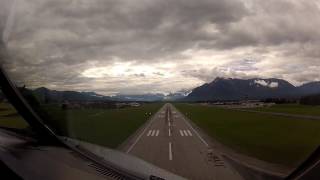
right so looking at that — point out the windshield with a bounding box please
[1,0,320,179]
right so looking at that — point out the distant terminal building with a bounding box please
[209,100,275,109]
[129,102,140,107]
[116,102,141,108]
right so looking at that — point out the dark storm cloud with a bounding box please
[6,0,249,63]
[1,0,320,94]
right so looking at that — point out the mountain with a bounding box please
[9,77,320,103]
[184,77,314,101]
[33,87,111,103]
[297,81,320,95]
[33,87,167,102]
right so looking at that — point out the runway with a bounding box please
[121,103,244,180]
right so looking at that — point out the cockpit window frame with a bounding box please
[0,66,143,180]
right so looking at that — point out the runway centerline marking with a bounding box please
[169,142,173,160]
[167,109,171,127]
[169,128,171,136]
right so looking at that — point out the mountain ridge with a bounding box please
[2,77,320,102]
[184,77,320,101]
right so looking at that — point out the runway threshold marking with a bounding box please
[146,130,160,137]
[126,107,165,153]
[183,130,188,136]
[184,118,209,146]
[187,130,193,136]
[179,130,184,136]
[178,129,193,136]
[174,107,209,147]
[169,142,173,160]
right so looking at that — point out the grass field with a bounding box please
[0,102,28,129]
[42,103,163,148]
[175,103,320,167]
[251,104,320,117]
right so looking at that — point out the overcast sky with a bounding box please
[1,0,320,95]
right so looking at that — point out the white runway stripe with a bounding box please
[187,130,193,136]
[179,130,184,136]
[146,129,161,137]
[179,129,193,136]
[181,117,209,147]
[183,130,188,136]
[151,130,155,136]
[169,142,173,160]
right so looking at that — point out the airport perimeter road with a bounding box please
[121,103,244,180]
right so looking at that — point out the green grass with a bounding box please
[251,104,320,117]
[0,103,29,129]
[41,103,163,148]
[175,103,320,167]
[0,102,163,148]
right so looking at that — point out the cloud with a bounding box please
[254,80,279,88]
[0,0,320,94]
[269,82,279,88]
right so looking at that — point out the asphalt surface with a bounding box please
[122,103,244,180]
